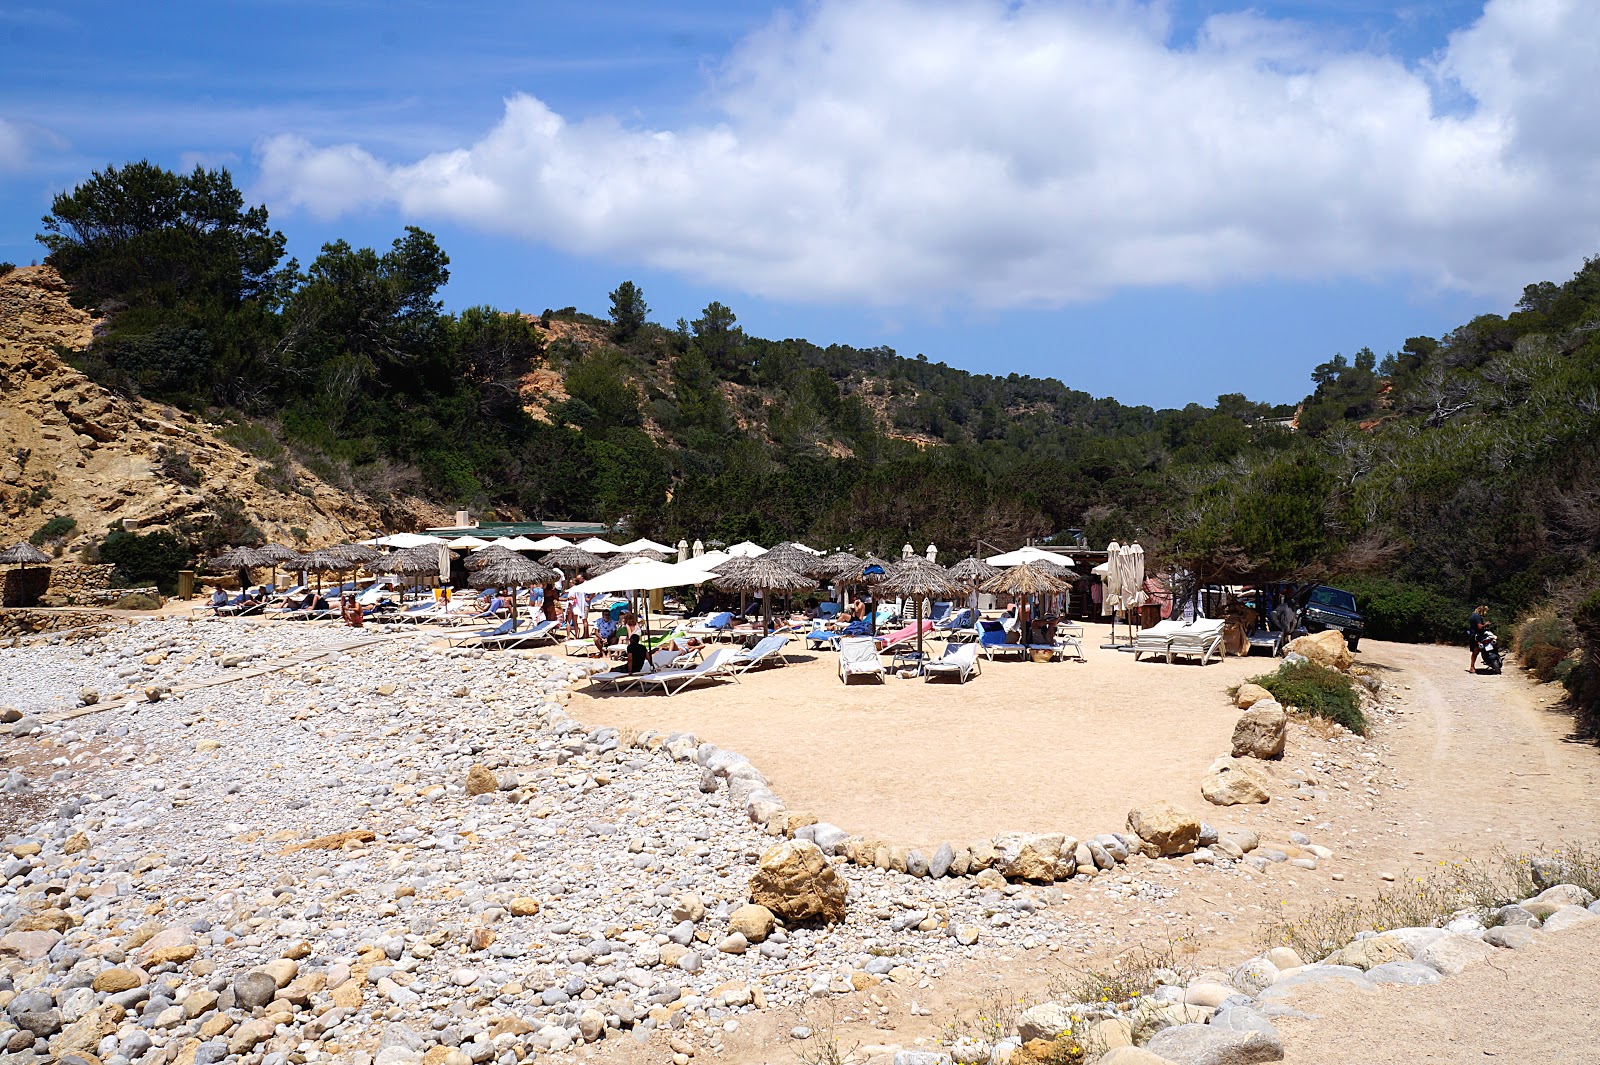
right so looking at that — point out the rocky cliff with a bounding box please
[0,266,448,552]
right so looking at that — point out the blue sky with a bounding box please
[4,1,1596,409]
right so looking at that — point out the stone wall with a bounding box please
[0,567,49,607]
[0,608,119,642]
[34,562,118,606]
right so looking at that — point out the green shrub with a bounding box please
[1252,660,1367,735]
[97,528,191,593]
[110,592,162,610]
[1566,590,1600,741]
[29,516,78,546]
[0,262,15,277]
[1514,614,1576,682]
[1335,575,1473,644]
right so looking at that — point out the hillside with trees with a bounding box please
[21,161,1600,734]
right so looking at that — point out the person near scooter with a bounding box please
[1467,605,1490,673]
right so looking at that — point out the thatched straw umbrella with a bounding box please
[332,543,380,568]
[948,556,1000,617]
[205,545,271,595]
[467,554,556,621]
[378,544,448,599]
[542,545,601,576]
[982,562,1074,659]
[255,543,298,589]
[0,542,51,570]
[833,554,892,634]
[761,543,817,613]
[714,556,814,634]
[288,549,347,594]
[879,556,964,663]
[0,542,52,608]
[465,544,522,571]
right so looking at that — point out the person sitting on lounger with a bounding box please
[594,612,618,656]
[849,600,866,622]
[625,632,649,675]
[210,587,229,614]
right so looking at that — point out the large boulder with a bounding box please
[1231,702,1287,760]
[1286,630,1352,671]
[1127,800,1202,856]
[1201,757,1272,806]
[1323,935,1410,970]
[994,833,1075,882]
[1145,1024,1284,1064]
[1522,884,1596,919]
[749,840,848,924]
[1233,683,1274,710]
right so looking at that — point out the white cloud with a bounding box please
[0,118,29,170]
[254,0,1600,307]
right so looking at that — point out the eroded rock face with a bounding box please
[748,840,847,924]
[1231,702,1287,760]
[1287,630,1352,672]
[1127,800,1201,856]
[0,265,448,550]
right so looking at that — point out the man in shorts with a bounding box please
[1467,605,1489,673]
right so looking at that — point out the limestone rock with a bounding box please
[1323,935,1409,970]
[1231,702,1287,760]
[1098,1049,1183,1065]
[727,903,776,943]
[1016,1002,1072,1043]
[1540,905,1599,933]
[1201,757,1272,806]
[1127,800,1201,856]
[1485,925,1537,950]
[994,833,1073,882]
[1413,932,1493,975]
[1522,884,1596,918]
[1145,1023,1284,1064]
[232,971,278,1009]
[91,968,142,993]
[464,765,497,796]
[749,840,847,924]
[1234,683,1273,710]
[1286,630,1352,671]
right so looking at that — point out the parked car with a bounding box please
[1299,584,1364,650]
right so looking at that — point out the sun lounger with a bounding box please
[924,642,981,683]
[977,619,1026,660]
[1056,623,1085,661]
[729,634,791,673]
[1165,619,1228,665]
[633,647,741,696]
[838,637,885,683]
[933,607,973,632]
[874,620,935,652]
[588,647,696,691]
[476,617,563,650]
[447,617,517,647]
[1131,619,1188,661]
[686,611,735,641]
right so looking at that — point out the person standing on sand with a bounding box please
[1467,605,1490,673]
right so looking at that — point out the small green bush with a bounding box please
[1335,575,1473,644]
[0,262,15,277]
[111,592,162,610]
[1253,660,1367,735]
[1514,614,1575,682]
[1566,590,1600,740]
[30,516,78,546]
[97,527,191,594]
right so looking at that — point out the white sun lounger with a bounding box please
[1131,619,1188,661]
[729,634,791,673]
[1165,619,1228,665]
[633,647,741,696]
[838,637,885,683]
[923,642,981,683]
[588,647,696,692]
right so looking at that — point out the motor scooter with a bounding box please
[1477,628,1503,674]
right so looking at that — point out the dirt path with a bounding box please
[1362,642,1600,861]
